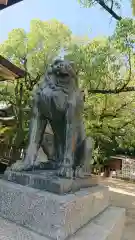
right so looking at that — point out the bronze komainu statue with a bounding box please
[10,59,93,178]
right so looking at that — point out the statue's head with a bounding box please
[46,59,78,89]
[49,59,77,78]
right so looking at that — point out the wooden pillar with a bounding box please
[0,0,8,5]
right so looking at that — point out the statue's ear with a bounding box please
[70,61,75,69]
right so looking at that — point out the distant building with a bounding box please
[105,155,135,180]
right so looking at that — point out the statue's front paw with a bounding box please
[23,154,35,171]
[75,167,85,178]
[9,154,36,172]
[9,160,25,172]
[75,166,91,178]
[57,165,73,178]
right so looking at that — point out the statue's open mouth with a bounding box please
[56,71,70,77]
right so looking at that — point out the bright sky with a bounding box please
[0,0,133,43]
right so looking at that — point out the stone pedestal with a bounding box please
[4,170,98,194]
[0,172,125,240]
[0,179,109,240]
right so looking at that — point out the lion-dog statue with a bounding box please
[10,59,93,178]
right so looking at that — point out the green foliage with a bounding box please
[132,0,135,15]
[66,18,135,165]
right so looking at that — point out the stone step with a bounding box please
[70,206,125,240]
[0,206,125,240]
[0,217,48,240]
[0,179,109,240]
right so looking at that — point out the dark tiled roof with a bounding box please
[0,0,23,11]
[110,155,135,161]
[0,55,26,78]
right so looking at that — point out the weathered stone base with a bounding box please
[0,179,109,240]
[0,206,125,240]
[4,170,98,194]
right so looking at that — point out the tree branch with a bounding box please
[95,0,122,20]
[110,118,135,132]
[88,86,135,94]
[100,99,134,119]
[91,48,132,95]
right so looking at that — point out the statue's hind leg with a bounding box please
[75,137,93,177]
